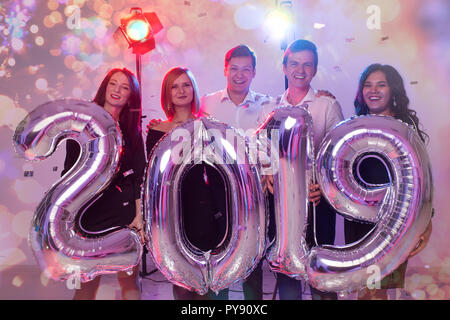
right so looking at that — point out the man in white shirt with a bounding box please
[200,45,272,132]
[199,45,271,300]
[273,39,344,300]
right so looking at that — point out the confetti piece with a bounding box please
[198,13,207,18]
[23,171,33,177]
[381,36,389,41]
[313,23,325,29]
[184,1,191,5]
[52,166,58,171]
[345,37,355,43]
[334,66,342,72]
[410,81,418,85]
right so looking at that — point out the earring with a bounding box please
[392,96,397,107]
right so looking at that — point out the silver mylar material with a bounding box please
[143,117,266,294]
[13,99,142,282]
[263,106,315,279]
[308,115,433,293]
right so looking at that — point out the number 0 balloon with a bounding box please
[143,117,266,294]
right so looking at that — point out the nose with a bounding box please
[369,85,378,93]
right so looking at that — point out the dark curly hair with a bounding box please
[354,63,428,143]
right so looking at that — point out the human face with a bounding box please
[224,56,255,95]
[362,70,393,116]
[283,50,317,91]
[104,71,131,111]
[171,73,194,107]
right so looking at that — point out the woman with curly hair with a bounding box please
[346,63,432,299]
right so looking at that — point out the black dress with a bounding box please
[62,130,146,235]
[146,128,227,252]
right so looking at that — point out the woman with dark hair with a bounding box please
[354,63,428,142]
[146,67,228,300]
[346,63,432,299]
[62,68,146,300]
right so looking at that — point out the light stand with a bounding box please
[116,7,163,279]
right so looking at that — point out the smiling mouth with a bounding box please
[111,94,121,100]
[294,75,305,79]
[368,96,382,101]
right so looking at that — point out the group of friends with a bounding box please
[62,39,433,300]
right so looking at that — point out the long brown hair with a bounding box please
[93,67,142,151]
[354,63,428,143]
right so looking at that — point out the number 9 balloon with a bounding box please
[13,99,142,283]
[307,115,433,293]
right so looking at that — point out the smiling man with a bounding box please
[199,45,271,131]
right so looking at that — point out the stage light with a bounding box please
[264,9,291,40]
[117,7,163,55]
[126,19,150,41]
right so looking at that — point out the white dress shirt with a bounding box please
[199,89,272,131]
[264,87,344,154]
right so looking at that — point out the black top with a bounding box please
[146,128,227,252]
[62,131,146,235]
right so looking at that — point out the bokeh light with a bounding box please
[11,38,24,51]
[13,179,46,204]
[35,78,48,91]
[234,4,265,30]
[12,275,24,288]
[12,210,34,239]
[166,26,185,46]
[35,36,44,46]
[29,24,38,33]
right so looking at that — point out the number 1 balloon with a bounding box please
[262,106,315,279]
[13,99,142,282]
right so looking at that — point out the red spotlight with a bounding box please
[118,7,163,55]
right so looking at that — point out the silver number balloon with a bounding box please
[143,117,266,294]
[13,99,142,282]
[308,115,433,292]
[263,106,315,279]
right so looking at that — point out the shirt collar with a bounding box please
[220,89,257,105]
[280,87,316,106]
